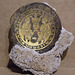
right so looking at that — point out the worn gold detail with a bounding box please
[10,3,61,53]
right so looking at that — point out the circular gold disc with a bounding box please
[10,2,62,53]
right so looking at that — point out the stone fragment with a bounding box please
[9,27,74,75]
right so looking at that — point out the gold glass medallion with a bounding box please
[10,2,62,53]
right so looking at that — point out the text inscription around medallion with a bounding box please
[15,9,55,50]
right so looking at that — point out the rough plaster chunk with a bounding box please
[9,28,74,75]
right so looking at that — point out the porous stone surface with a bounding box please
[9,28,74,75]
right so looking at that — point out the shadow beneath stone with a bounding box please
[53,70,57,75]
[53,48,68,75]
[7,59,34,75]
[61,48,68,60]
